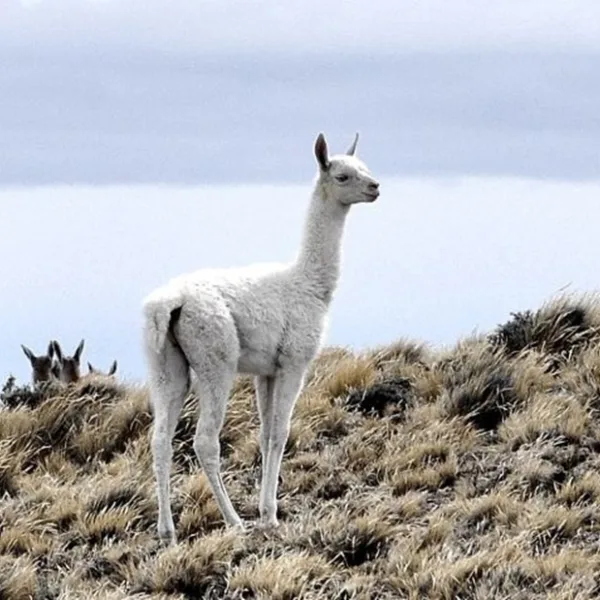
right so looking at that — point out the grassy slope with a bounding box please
[2,296,600,599]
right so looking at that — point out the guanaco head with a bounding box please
[52,339,85,384]
[87,360,118,377]
[314,132,380,207]
[21,341,56,385]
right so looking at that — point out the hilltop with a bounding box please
[2,296,600,599]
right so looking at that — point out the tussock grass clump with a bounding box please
[437,342,521,430]
[557,473,600,507]
[137,532,242,597]
[177,476,229,539]
[454,492,522,538]
[500,393,594,450]
[0,556,42,600]
[490,296,600,361]
[318,354,378,399]
[0,446,18,498]
[230,551,332,599]
[2,293,600,598]
[369,337,430,369]
[445,369,517,431]
[307,515,392,567]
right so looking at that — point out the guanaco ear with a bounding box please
[52,340,64,363]
[314,133,329,171]
[108,360,118,376]
[346,132,359,156]
[87,362,95,374]
[47,341,55,359]
[21,345,36,363]
[73,339,85,363]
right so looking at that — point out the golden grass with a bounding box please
[2,295,600,598]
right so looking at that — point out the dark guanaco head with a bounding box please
[52,339,85,384]
[21,341,56,385]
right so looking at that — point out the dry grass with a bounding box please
[3,295,600,598]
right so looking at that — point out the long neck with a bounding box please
[294,183,349,303]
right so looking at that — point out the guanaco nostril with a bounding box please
[368,182,380,191]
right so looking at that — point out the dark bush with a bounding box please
[345,377,412,418]
[490,301,596,360]
[0,375,50,410]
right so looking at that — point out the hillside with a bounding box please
[2,296,600,599]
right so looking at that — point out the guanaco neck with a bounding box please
[294,181,349,304]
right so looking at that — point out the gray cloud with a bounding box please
[6,1,600,53]
[1,51,599,184]
[1,0,599,185]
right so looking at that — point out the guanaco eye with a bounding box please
[335,174,349,183]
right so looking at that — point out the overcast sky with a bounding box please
[2,1,599,383]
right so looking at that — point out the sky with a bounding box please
[1,0,599,383]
